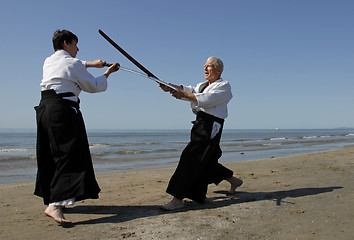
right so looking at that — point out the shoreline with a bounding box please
[2,144,354,185]
[1,146,353,239]
[1,128,354,185]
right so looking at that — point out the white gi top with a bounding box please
[40,50,108,102]
[183,78,232,119]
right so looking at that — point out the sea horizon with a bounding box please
[1,128,354,184]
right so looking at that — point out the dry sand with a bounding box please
[1,146,353,240]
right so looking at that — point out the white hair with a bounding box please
[208,56,224,73]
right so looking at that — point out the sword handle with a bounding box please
[103,62,120,71]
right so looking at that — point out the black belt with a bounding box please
[196,111,224,124]
[40,90,80,110]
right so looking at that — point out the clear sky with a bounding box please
[0,0,353,130]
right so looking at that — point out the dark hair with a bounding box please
[52,30,78,51]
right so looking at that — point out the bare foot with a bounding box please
[227,176,243,194]
[160,197,184,211]
[44,205,72,224]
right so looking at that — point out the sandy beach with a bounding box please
[1,146,353,240]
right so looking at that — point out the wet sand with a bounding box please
[1,146,353,240]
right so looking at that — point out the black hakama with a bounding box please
[166,111,233,203]
[34,90,100,205]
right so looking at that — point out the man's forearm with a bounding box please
[182,91,198,103]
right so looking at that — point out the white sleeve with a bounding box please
[182,85,195,93]
[73,61,108,93]
[194,82,232,108]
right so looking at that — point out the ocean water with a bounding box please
[0,128,353,184]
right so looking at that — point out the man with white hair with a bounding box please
[159,56,243,210]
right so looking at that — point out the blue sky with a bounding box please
[0,0,353,130]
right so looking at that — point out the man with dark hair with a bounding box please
[34,29,118,224]
[52,29,78,51]
[159,56,243,210]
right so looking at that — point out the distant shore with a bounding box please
[0,146,353,239]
